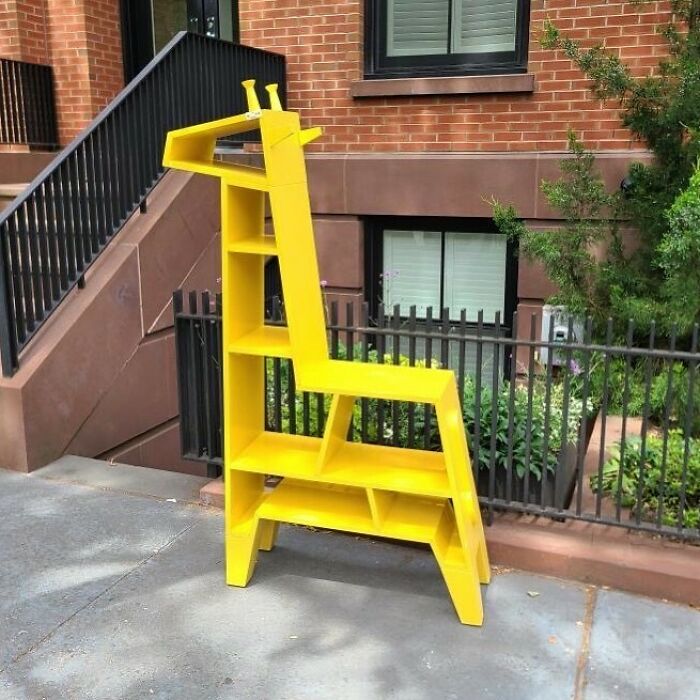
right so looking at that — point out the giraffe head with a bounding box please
[162,78,322,187]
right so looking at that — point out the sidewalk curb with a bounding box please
[485,517,700,608]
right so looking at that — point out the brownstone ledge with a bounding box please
[350,73,535,98]
[199,478,700,606]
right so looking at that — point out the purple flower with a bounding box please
[569,359,582,376]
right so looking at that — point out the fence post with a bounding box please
[0,234,17,377]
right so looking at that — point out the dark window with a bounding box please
[364,0,530,78]
[365,217,517,326]
[365,217,518,374]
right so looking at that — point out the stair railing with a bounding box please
[0,32,285,376]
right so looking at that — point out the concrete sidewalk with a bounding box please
[0,459,698,700]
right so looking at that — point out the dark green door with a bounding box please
[121,0,239,82]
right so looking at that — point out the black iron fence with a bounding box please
[0,32,285,377]
[174,291,700,542]
[0,58,58,149]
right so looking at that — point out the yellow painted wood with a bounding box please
[228,326,292,358]
[228,235,278,256]
[317,394,355,472]
[163,80,490,625]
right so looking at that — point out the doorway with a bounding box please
[121,0,239,82]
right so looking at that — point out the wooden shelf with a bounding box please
[166,158,269,190]
[299,360,454,404]
[228,326,292,358]
[247,478,449,543]
[231,432,319,476]
[229,431,450,498]
[327,441,450,498]
[258,480,375,533]
[228,236,278,256]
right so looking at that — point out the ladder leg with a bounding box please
[475,528,491,584]
[226,519,263,587]
[258,520,280,552]
[431,545,484,626]
[225,470,265,587]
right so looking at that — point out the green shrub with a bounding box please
[586,357,700,437]
[591,431,700,530]
[463,375,589,480]
[494,5,700,340]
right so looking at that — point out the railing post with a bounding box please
[0,235,18,377]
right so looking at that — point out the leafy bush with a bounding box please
[463,375,590,480]
[591,431,700,530]
[586,357,700,437]
[494,5,700,340]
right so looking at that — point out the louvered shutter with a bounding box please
[452,0,517,54]
[443,232,506,322]
[386,0,450,56]
[383,230,442,316]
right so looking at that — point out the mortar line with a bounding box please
[573,586,598,700]
[0,520,199,674]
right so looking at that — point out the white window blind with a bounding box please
[443,232,506,321]
[387,0,450,56]
[383,230,441,316]
[452,0,517,54]
[386,0,517,57]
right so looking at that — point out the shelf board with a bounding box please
[258,480,375,533]
[228,431,451,498]
[228,236,278,256]
[327,441,450,498]
[228,326,292,358]
[232,432,319,476]
[299,360,454,404]
[165,158,269,190]
[252,478,448,543]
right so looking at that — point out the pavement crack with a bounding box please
[0,521,198,674]
[573,586,598,700]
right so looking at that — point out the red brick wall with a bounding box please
[239,0,672,153]
[0,0,48,62]
[1,0,124,145]
[0,1,22,59]
[46,0,123,144]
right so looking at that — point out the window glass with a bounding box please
[152,0,188,53]
[387,0,450,57]
[372,0,525,77]
[382,230,442,316]
[452,0,517,54]
[443,232,506,321]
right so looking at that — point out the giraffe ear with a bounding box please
[298,127,323,146]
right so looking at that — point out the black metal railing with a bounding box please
[173,290,223,478]
[0,32,285,377]
[174,292,700,542]
[0,58,58,149]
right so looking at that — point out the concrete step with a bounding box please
[32,455,211,504]
[0,182,28,211]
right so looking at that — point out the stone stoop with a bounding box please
[0,170,221,475]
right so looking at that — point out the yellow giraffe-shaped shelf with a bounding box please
[163,81,490,625]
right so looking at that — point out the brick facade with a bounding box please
[0,0,123,145]
[236,0,669,340]
[47,0,123,143]
[239,0,671,153]
[0,0,48,63]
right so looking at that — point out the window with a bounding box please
[365,218,517,327]
[364,0,530,78]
